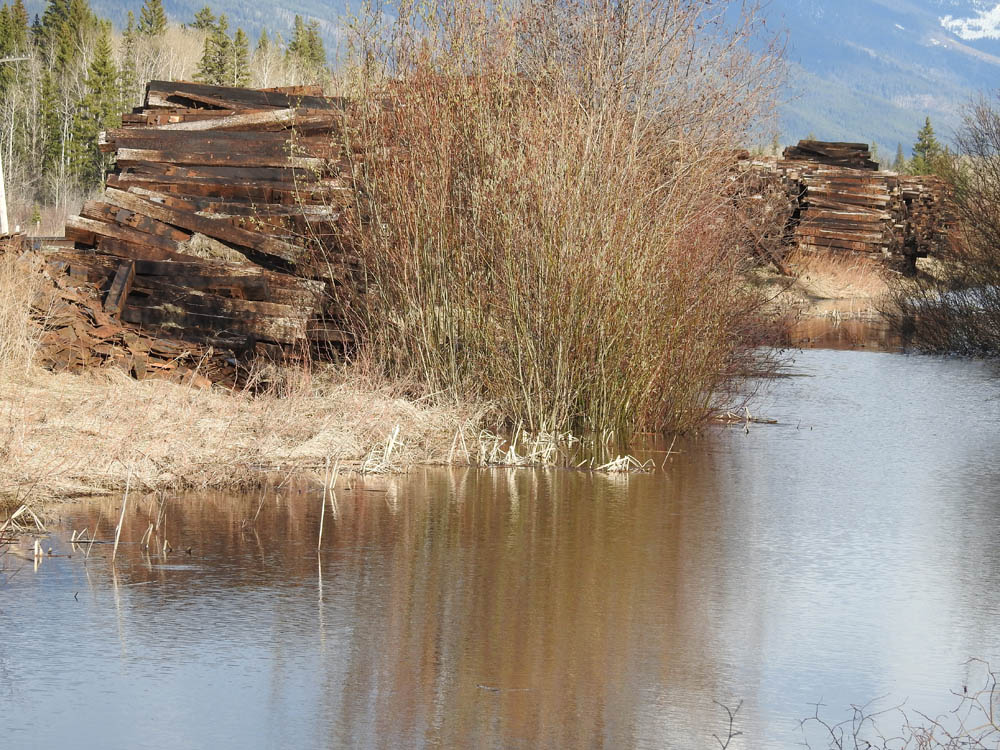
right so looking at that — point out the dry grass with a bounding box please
[784,249,890,302]
[0,364,480,503]
[0,246,479,503]
[0,251,43,384]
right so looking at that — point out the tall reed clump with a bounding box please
[889,95,1000,355]
[336,0,785,435]
[0,244,42,383]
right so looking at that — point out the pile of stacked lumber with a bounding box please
[52,80,359,379]
[782,141,879,171]
[778,161,897,255]
[3,234,231,386]
[894,175,954,256]
[752,140,954,262]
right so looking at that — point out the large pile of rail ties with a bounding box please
[4,81,955,389]
[14,81,358,388]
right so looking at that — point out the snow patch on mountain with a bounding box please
[941,3,1000,39]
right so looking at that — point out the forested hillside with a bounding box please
[0,0,330,232]
[771,0,1000,154]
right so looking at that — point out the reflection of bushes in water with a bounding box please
[800,659,1000,749]
[338,0,784,435]
[888,95,1000,355]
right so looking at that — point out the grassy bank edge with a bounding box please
[0,364,483,512]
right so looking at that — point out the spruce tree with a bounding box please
[287,15,326,75]
[255,27,268,55]
[0,7,12,56]
[0,6,14,96]
[910,117,943,175]
[137,0,166,36]
[118,10,138,108]
[305,20,325,69]
[287,16,306,60]
[39,0,69,44]
[10,0,27,44]
[892,142,906,172]
[190,5,216,31]
[39,69,61,176]
[230,27,250,86]
[195,13,229,85]
[69,23,118,186]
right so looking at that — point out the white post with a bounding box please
[0,57,29,237]
[0,145,8,235]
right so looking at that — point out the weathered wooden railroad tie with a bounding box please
[750,140,953,268]
[27,80,363,385]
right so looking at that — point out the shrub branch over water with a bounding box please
[338,0,785,435]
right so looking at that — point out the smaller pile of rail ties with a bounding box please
[758,141,953,265]
[21,80,360,387]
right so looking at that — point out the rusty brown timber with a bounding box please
[747,141,954,267]
[26,80,360,385]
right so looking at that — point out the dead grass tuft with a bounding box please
[0,364,481,503]
[785,249,890,301]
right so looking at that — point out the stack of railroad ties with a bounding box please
[749,140,953,268]
[26,80,360,387]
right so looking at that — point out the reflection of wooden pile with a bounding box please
[50,80,359,380]
[782,141,879,171]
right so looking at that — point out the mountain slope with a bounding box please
[771,0,1000,153]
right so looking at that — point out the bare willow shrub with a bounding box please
[890,95,1000,354]
[339,0,784,434]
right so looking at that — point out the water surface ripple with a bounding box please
[3,349,1000,749]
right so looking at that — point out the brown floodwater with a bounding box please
[4,344,1000,749]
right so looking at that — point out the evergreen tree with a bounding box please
[39,69,61,175]
[909,117,943,175]
[229,27,249,86]
[48,0,96,72]
[0,0,27,52]
[892,142,906,172]
[190,5,216,31]
[118,10,138,108]
[0,6,14,95]
[137,0,166,36]
[255,27,268,55]
[195,13,229,85]
[37,0,63,52]
[69,22,117,185]
[10,0,27,44]
[287,15,326,74]
[0,7,12,55]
